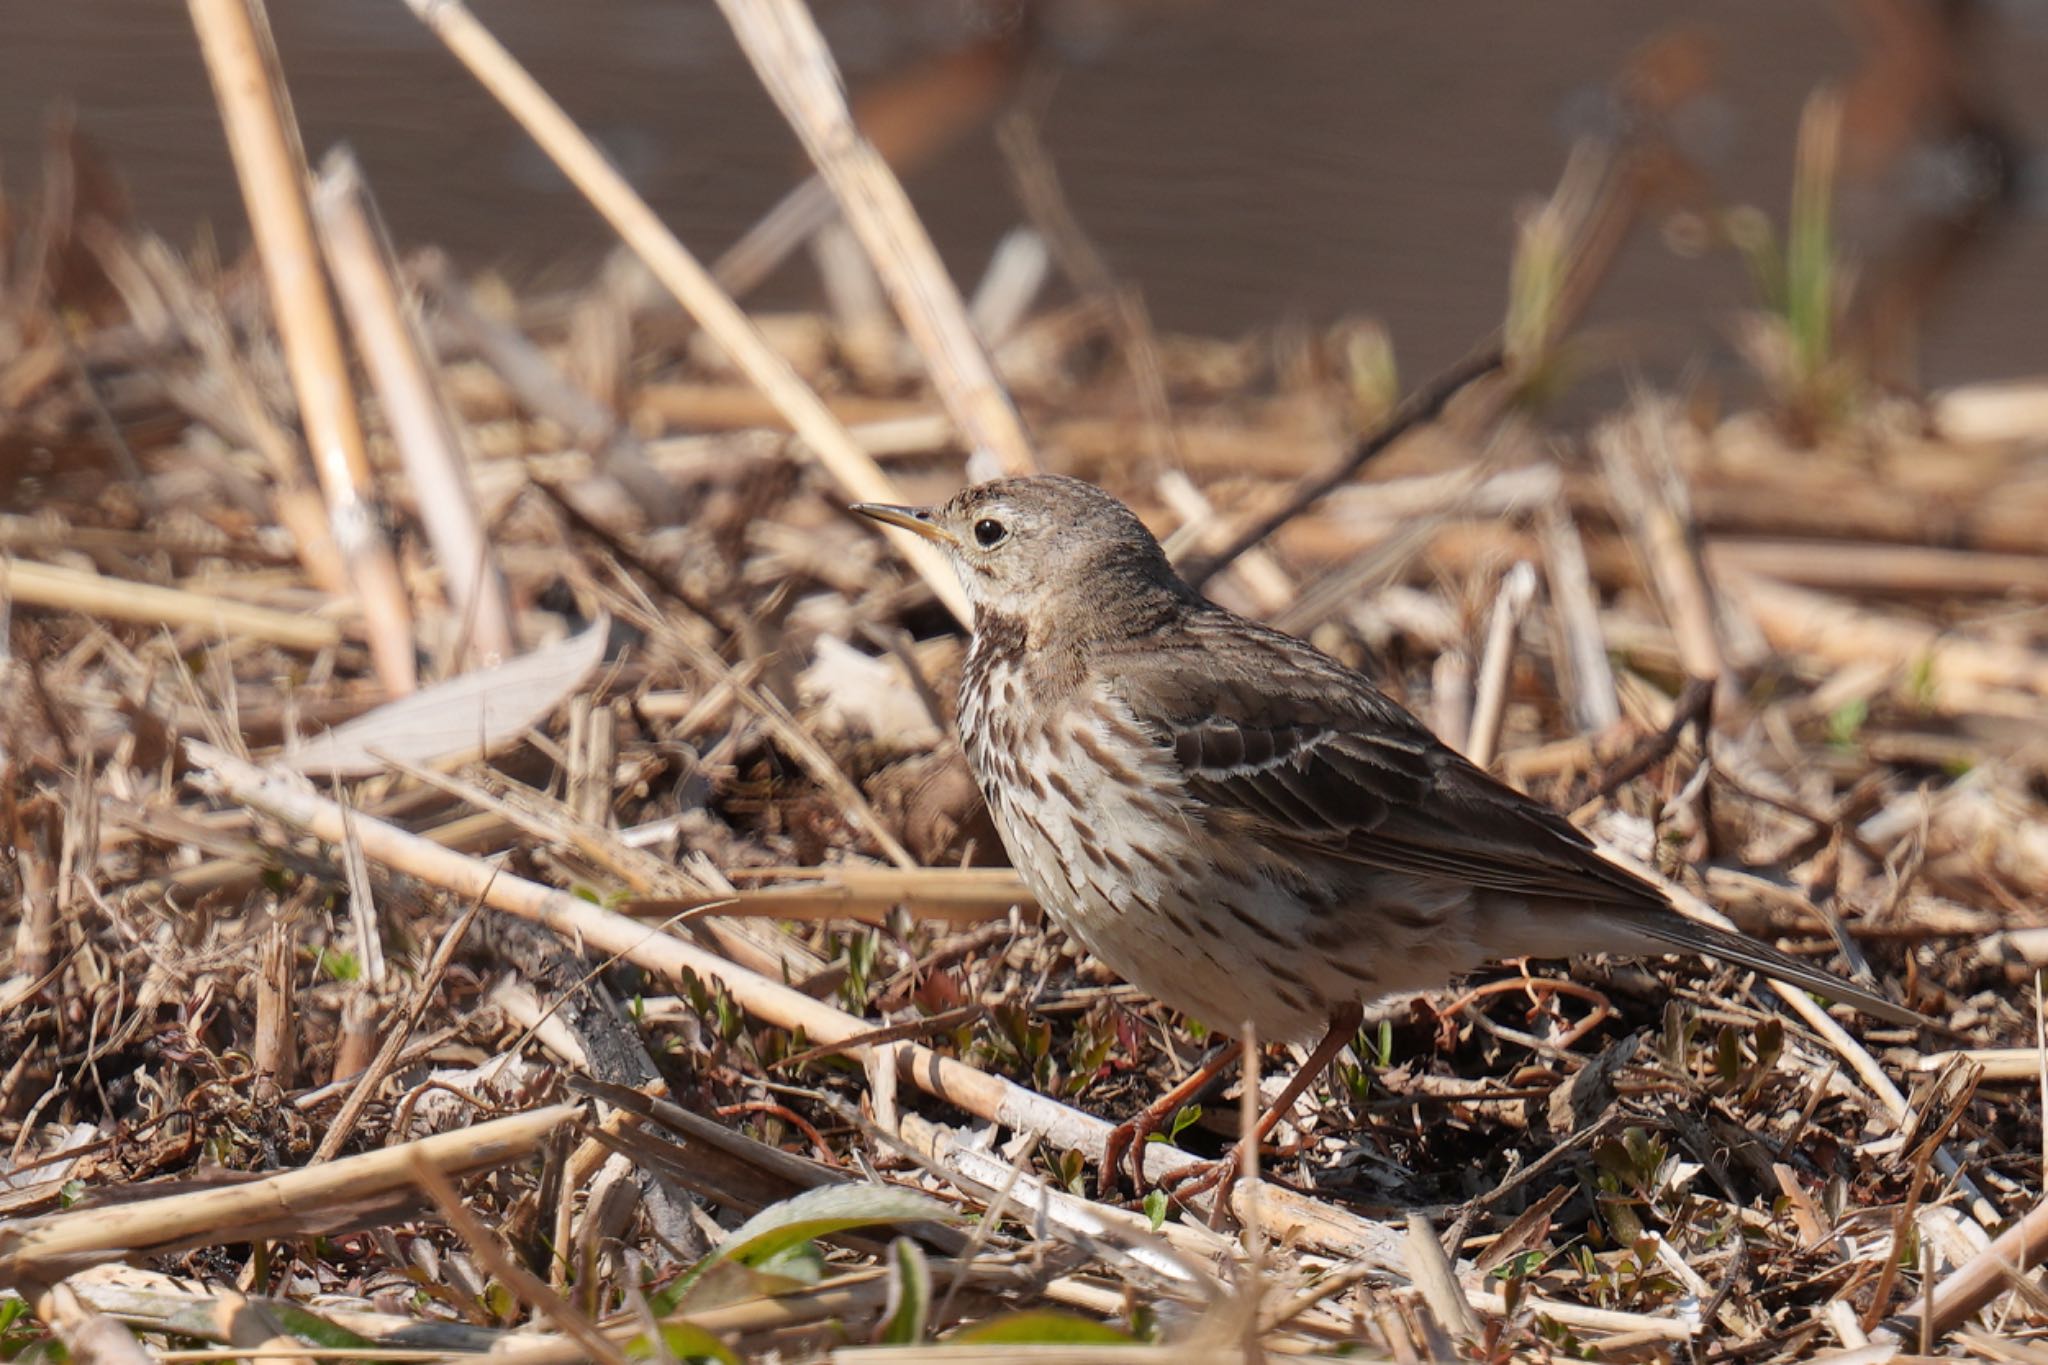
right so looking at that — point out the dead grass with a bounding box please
[3,2,2048,1361]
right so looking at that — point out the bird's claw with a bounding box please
[1097,1110,1169,1199]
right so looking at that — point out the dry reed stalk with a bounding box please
[184,0,417,694]
[825,1347,1239,1364]
[1706,539,2048,596]
[1402,1212,1481,1341]
[209,1291,316,1365]
[401,0,968,624]
[9,808,58,986]
[1915,1049,2048,1082]
[118,234,353,598]
[594,586,917,869]
[712,24,1026,307]
[1431,652,1474,755]
[1465,561,1538,769]
[676,866,1031,924]
[0,559,341,651]
[250,922,296,1085]
[997,102,1191,513]
[1593,408,1728,684]
[891,1114,1222,1291]
[712,0,1037,479]
[53,1272,509,1354]
[1896,1187,2048,1344]
[810,220,893,374]
[311,901,481,1165]
[1936,379,2048,442]
[1157,471,1295,618]
[0,1105,578,1282]
[967,226,1051,348]
[630,381,936,436]
[1735,572,2048,704]
[312,149,514,666]
[1184,347,1508,590]
[1539,496,1620,731]
[375,751,688,898]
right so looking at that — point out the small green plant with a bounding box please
[1730,91,1862,440]
[679,967,745,1046]
[876,1237,931,1346]
[1825,697,1869,751]
[1145,1104,1202,1147]
[314,946,360,982]
[1061,1017,1118,1099]
[0,1297,50,1363]
[1907,652,1939,712]
[948,1310,1134,1347]
[1709,1018,1785,1102]
[1658,998,1698,1074]
[984,1004,1057,1090]
[1502,142,1616,409]
[1337,1017,1394,1101]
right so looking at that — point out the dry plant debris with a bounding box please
[3,1,2048,1361]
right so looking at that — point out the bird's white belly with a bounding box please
[963,670,1479,1043]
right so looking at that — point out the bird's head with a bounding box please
[853,475,1190,632]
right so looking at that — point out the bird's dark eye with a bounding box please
[973,518,1008,548]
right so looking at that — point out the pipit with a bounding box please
[854,476,1920,1202]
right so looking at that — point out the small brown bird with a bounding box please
[855,476,1918,1198]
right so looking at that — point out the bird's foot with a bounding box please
[1152,1148,1244,1226]
[1097,1113,1158,1200]
[1096,1039,1245,1200]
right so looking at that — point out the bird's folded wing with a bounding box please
[1115,614,1665,910]
[1108,610,1926,1026]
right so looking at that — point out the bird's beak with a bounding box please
[851,502,957,547]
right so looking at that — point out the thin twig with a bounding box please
[1183,344,1505,589]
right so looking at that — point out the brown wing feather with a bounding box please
[1102,605,1925,1027]
[1110,607,1665,911]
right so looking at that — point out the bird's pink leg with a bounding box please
[1158,1004,1365,1223]
[1098,1037,1245,1199]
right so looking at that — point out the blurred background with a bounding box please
[6,0,2044,388]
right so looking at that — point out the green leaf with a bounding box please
[656,1261,812,1315]
[1147,1103,1200,1143]
[950,1310,1134,1346]
[12,1337,65,1365]
[626,1321,740,1365]
[878,1237,931,1346]
[1825,697,1868,750]
[1491,1249,1546,1280]
[669,1183,958,1304]
[314,947,360,982]
[1142,1188,1168,1232]
[258,1305,378,1350]
[752,1240,824,1286]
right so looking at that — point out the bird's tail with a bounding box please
[1590,907,1927,1029]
